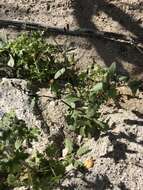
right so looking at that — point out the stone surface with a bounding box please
[60,105,143,190]
[0,79,143,189]
[0,78,41,128]
[0,78,49,155]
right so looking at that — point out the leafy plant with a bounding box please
[0,111,37,189]
[0,32,140,189]
[0,111,65,190]
[64,63,124,138]
[63,138,90,169]
[24,144,65,190]
[0,32,76,88]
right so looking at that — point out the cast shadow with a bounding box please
[60,172,113,190]
[71,0,143,75]
[60,171,130,190]
[124,110,143,127]
[100,131,140,163]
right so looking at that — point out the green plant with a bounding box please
[0,111,65,190]
[0,32,140,189]
[63,138,90,169]
[0,32,76,87]
[64,63,124,138]
[0,111,36,189]
[24,144,65,190]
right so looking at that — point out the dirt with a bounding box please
[0,0,143,190]
[0,0,143,78]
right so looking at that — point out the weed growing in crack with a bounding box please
[0,112,65,190]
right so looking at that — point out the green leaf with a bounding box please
[50,81,59,94]
[30,127,40,137]
[76,146,91,157]
[107,88,117,98]
[7,174,17,186]
[73,160,83,168]
[108,62,116,76]
[93,119,108,131]
[64,95,80,108]
[54,68,66,79]
[118,76,128,82]
[64,95,80,104]
[87,105,98,117]
[15,139,22,150]
[79,126,86,137]
[67,124,76,131]
[64,138,73,154]
[90,82,103,94]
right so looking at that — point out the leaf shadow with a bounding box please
[59,171,113,190]
[124,110,143,127]
[100,131,141,163]
[71,0,143,75]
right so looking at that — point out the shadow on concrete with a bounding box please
[71,0,143,75]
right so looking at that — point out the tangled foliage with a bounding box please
[0,32,75,86]
[0,112,65,190]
